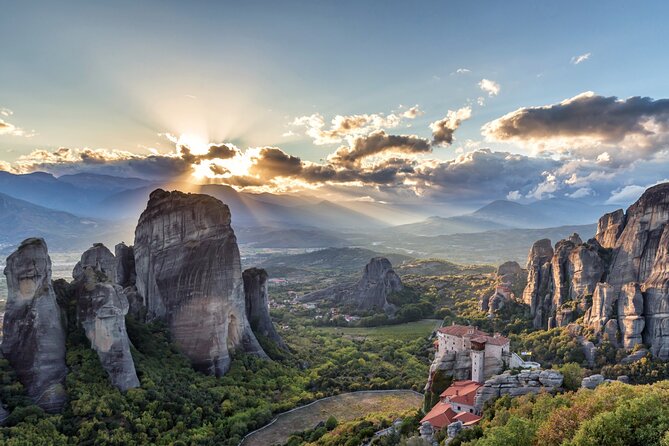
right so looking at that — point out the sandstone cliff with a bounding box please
[73,244,140,391]
[242,267,287,350]
[134,189,267,375]
[1,238,67,413]
[523,182,669,358]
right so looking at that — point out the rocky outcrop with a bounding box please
[72,243,116,283]
[1,238,67,413]
[425,350,473,392]
[134,189,266,376]
[243,268,287,349]
[74,245,139,391]
[300,257,403,312]
[481,261,526,314]
[524,182,669,358]
[522,239,554,328]
[474,369,563,410]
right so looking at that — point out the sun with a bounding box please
[175,133,210,155]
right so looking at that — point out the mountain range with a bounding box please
[0,171,624,261]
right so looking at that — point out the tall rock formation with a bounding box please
[353,257,403,310]
[299,257,403,312]
[134,189,266,376]
[74,244,140,391]
[1,238,67,413]
[522,239,554,328]
[242,268,287,350]
[524,182,669,358]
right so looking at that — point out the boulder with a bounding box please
[1,238,67,413]
[134,189,266,376]
[242,268,287,350]
[474,369,562,410]
[581,374,605,389]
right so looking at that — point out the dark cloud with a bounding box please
[430,107,472,145]
[249,147,303,178]
[483,92,669,147]
[329,130,431,167]
[179,143,239,164]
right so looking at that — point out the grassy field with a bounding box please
[241,390,423,446]
[315,319,441,341]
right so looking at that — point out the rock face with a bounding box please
[134,189,266,376]
[1,238,67,413]
[115,243,136,288]
[523,182,669,358]
[242,268,287,349]
[300,257,403,311]
[474,369,563,410]
[581,374,606,389]
[481,261,526,314]
[74,245,139,391]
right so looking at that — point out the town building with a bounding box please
[436,324,510,382]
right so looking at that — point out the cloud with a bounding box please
[401,105,423,119]
[479,79,500,96]
[0,108,12,117]
[455,68,471,74]
[291,107,422,145]
[482,92,669,161]
[571,52,591,65]
[328,130,431,167]
[0,118,34,137]
[429,106,472,145]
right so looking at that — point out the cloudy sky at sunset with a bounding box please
[2,1,669,209]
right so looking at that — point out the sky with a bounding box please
[2,1,669,210]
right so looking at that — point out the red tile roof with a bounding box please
[454,411,482,426]
[420,402,457,430]
[438,324,489,338]
[440,380,482,407]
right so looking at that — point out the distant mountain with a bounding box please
[101,183,386,230]
[58,172,152,193]
[236,227,348,248]
[372,224,598,265]
[0,192,125,254]
[392,199,618,236]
